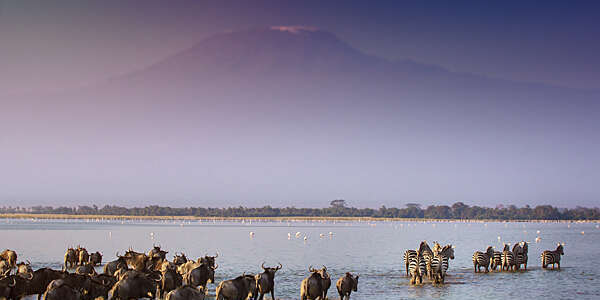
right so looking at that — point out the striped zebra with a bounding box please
[472,246,494,273]
[490,247,502,271]
[408,251,427,285]
[511,243,523,270]
[501,243,515,271]
[418,241,434,280]
[515,241,529,270]
[541,243,564,270]
[430,244,454,283]
[403,249,417,276]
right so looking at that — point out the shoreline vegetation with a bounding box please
[0,202,598,222]
[0,213,598,223]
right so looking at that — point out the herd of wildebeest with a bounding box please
[0,240,565,300]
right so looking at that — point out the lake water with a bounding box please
[0,218,598,299]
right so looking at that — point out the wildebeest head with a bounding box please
[261,262,282,277]
[198,252,218,268]
[173,252,188,266]
[16,260,33,278]
[149,245,168,260]
[346,272,359,292]
[0,276,16,298]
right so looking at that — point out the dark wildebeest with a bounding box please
[75,262,97,275]
[166,285,206,300]
[9,268,65,300]
[16,261,33,277]
[149,245,169,261]
[109,270,162,300]
[255,262,282,300]
[0,260,12,276]
[0,276,16,299]
[103,253,128,276]
[64,248,78,270]
[300,266,330,300]
[161,260,177,273]
[78,246,90,266]
[173,253,188,266]
[183,263,217,289]
[89,251,103,266]
[198,253,218,268]
[158,268,183,298]
[123,248,150,271]
[336,272,359,300]
[0,249,18,270]
[215,274,257,300]
[43,280,82,300]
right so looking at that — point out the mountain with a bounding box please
[2,27,599,207]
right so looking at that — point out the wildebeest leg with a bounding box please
[271,289,275,300]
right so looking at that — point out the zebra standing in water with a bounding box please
[403,249,417,276]
[430,244,455,283]
[515,241,529,270]
[408,250,427,285]
[418,241,434,280]
[490,246,502,271]
[501,243,515,271]
[511,243,524,270]
[472,246,494,273]
[541,243,565,270]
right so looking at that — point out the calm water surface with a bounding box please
[0,218,598,299]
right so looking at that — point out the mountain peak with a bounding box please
[269,25,320,34]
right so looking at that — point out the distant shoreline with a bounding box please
[0,213,598,223]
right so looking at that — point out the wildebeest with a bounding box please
[78,246,90,266]
[300,266,330,300]
[0,276,16,299]
[0,249,18,270]
[255,262,282,300]
[161,260,177,272]
[75,262,97,275]
[103,253,128,276]
[16,261,33,278]
[173,253,188,266]
[158,268,183,298]
[43,280,82,300]
[178,260,202,276]
[149,245,169,261]
[9,268,66,300]
[109,270,162,300]
[64,248,78,270]
[215,274,257,300]
[198,253,218,268]
[166,285,206,300]
[123,248,150,271]
[89,251,103,266]
[336,272,359,300]
[0,260,12,276]
[183,263,217,289]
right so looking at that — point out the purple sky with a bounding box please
[1,1,599,208]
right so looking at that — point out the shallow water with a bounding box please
[1,218,598,299]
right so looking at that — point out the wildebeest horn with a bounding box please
[308,265,316,272]
[214,251,219,258]
[261,262,266,270]
[27,272,34,280]
[322,265,327,272]
[276,262,282,270]
[8,277,16,287]
[213,263,219,270]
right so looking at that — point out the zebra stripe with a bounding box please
[408,254,426,285]
[541,244,564,270]
[501,250,515,271]
[403,250,417,276]
[491,251,502,271]
[472,246,494,273]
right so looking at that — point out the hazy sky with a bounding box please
[1,1,599,208]
[1,0,599,95]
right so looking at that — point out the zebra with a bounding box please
[408,251,427,285]
[403,249,417,276]
[430,244,454,283]
[511,242,524,270]
[541,243,564,270]
[515,241,529,270]
[490,248,502,271]
[472,246,494,273]
[418,241,434,280]
[501,243,515,271]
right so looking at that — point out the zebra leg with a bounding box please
[557,262,560,270]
